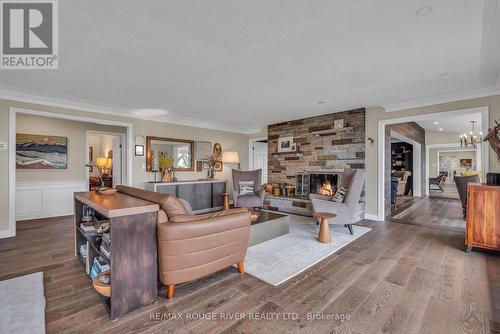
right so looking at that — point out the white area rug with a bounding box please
[244,214,371,286]
[0,272,46,334]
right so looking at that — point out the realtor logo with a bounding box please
[1,0,58,69]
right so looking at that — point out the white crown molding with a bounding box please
[0,88,258,134]
[382,87,500,113]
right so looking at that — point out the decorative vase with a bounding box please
[162,170,173,182]
[273,187,281,197]
[207,167,215,180]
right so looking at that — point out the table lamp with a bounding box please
[222,151,240,169]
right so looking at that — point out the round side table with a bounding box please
[222,192,230,210]
[312,212,336,244]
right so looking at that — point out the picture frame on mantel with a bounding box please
[277,136,296,153]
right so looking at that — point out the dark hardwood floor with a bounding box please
[389,196,466,231]
[0,213,499,333]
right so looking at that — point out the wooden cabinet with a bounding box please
[74,191,159,319]
[146,180,227,213]
[466,184,500,252]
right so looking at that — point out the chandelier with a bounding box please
[460,121,483,148]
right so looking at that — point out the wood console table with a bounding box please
[74,191,159,319]
[466,184,500,253]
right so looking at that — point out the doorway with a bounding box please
[86,131,126,190]
[249,137,268,183]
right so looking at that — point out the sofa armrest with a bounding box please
[231,190,239,206]
[158,211,251,241]
[256,188,265,204]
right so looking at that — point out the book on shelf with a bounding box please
[80,221,97,234]
[90,256,110,280]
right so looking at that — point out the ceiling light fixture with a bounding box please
[439,128,444,131]
[415,6,433,17]
[132,109,168,117]
[433,121,439,125]
[460,121,483,148]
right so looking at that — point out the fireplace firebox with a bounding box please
[310,173,339,195]
[295,172,341,197]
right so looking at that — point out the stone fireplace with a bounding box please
[265,108,365,218]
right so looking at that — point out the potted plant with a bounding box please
[159,153,175,182]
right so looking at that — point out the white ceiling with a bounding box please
[1,0,500,133]
[416,112,482,134]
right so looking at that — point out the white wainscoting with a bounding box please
[16,181,87,221]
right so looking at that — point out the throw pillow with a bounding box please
[239,181,255,195]
[333,187,347,203]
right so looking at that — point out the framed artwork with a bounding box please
[460,159,472,168]
[277,136,295,153]
[196,160,209,172]
[214,161,223,172]
[16,133,68,169]
[194,141,211,161]
[135,145,144,156]
[334,119,344,129]
[88,147,93,172]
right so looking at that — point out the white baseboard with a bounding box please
[16,181,87,221]
[364,213,383,221]
[0,228,15,239]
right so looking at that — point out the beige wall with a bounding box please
[16,114,126,182]
[0,99,250,234]
[365,94,500,217]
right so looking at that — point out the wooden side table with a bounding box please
[312,212,336,244]
[222,192,230,210]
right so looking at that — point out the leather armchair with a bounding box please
[116,186,251,299]
[231,169,265,208]
[310,169,366,235]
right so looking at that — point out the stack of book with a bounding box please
[80,221,97,235]
[90,256,110,280]
[100,232,111,259]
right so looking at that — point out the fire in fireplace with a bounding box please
[319,180,334,195]
[309,173,339,195]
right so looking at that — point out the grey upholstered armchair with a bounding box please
[310,168,366,235]
[232,169,265,209]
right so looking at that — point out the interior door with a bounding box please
[252,141,268,183]
[112,136,122,187]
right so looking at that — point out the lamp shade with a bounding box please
[96,157,108,168]
[222,151,239,163]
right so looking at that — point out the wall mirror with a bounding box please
[146,136,194,171]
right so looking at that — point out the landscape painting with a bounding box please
[16,134,68,169]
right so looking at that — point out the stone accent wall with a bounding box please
[268,108,366,185]
[267,108,366,219]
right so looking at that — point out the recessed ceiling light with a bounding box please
[439,128,444,131]
[132,109,168,117]
[317,101,325,105]
[433,121,439,125]
[415,6,433,17]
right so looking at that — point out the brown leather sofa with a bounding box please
[116,186,251,299]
